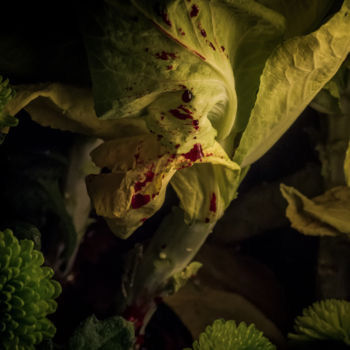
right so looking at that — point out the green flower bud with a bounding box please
[0,229,61,350]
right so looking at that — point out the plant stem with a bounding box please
[120,207,216,344]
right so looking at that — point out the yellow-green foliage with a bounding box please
[0,229,61,350]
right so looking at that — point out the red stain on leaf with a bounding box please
[131,194,151,209]
[169,108,192,120]
[161,11,172,26]
[175,144,180,148]
[167,65,173,70]
[134,170,155,192]
[190,4,199,17]
[183,143,204,162]
[221,46,225,51]
[192,119,199,130]
[156,51,177,60]
[182,89,192,102]
[193,50,206,60]
[209,42,216,50]
[140,218,148,223]
[210,193,217,213]
[205,218,210,223]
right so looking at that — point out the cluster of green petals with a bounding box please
[185,319,276,350]
[0,229,61,350]
[289,299,350,345]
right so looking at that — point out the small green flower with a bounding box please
[184,319,276,350]
[289,299,350,345]
[0,228,61,350]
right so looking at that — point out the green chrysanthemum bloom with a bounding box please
[289,299,350,345]
[0,229,61,350]
[0,75,17,129]
[184,319,276,350]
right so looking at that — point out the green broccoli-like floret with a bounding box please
[289,299,350,345]
[0,228,61,350]
[184,319,276,350]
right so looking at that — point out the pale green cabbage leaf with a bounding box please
[5,0,350,237]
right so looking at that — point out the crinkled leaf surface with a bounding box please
[68,314,134,350]
[233,0,350,167]
[289,299,350,345]
[280,184,350,237]
[6,0,350,237]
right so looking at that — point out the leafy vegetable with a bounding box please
[5,0,350,238]
[280,184,350,237]
[289,299,350,345]
[68,314,135,350]
[184,319,276,350]
[0,229,61,350]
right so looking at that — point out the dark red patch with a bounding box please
[161,11,172,26]
[210,193,217,213]
[169,108,192,120]
[183,143,204,162]
[190,4,199,17]
[209,42,216,50]
[140,218,147,223]
[179,105,192,114]
[205,218,210,223]
[134,170,155,192]
[160,115,165,120]
[179,28,186,36]
[192,119,199,130]
[182,89,192,102]
[179,84,187,89]
[175,144,180,148]
[156,51,177,60]
[221,46,225,51]
[167,65,173,70]
[131,194,151,209]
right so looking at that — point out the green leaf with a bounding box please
[289,299,350,345]
[233,0,350,167]
[6,1,350,237]
[184,319,276,350]
[68,315,135,350]
[280,184,350,237]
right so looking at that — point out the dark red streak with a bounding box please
[131,194,151,209]
[169,108,192,120]
[190,4,199,17]
[221,46,225,51]
[193,50,206,60]
[167,65,173,70]
[156,51,177,60]
[161,11,172,26]
[183,143,204,162]
[210,193,217,212]
[209,42,216,50]
[192,120,199,130]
